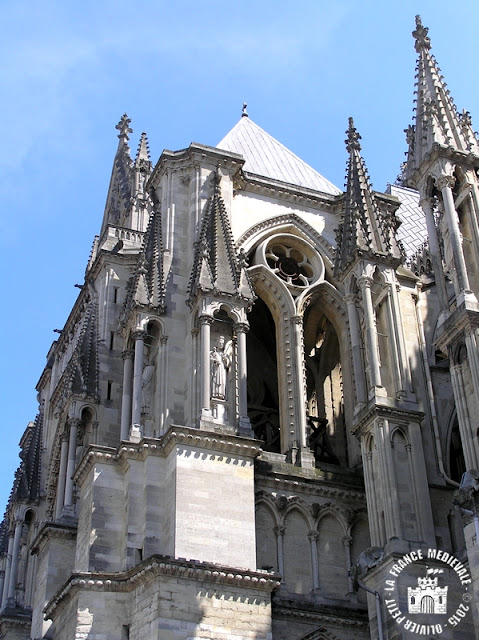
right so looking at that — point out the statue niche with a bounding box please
[210,335,231,400]
[209,310,234,423]
[141,320,160,435]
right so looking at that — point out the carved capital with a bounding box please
[291,315,303,326]
[308,530,320,542]
[67,418,81,429]
[419,196,434,213]
[273,525,285,537]
[358,275,373,290]
[233,322,249,335]
[342,535,352,547]
[131,330,146,342]
[122,349,134,361]
[344,293,357,306]
[198,315,214,326]
[436,174,456,191]
[160,336,168,345]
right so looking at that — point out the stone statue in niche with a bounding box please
[141,362,155,414]
[210,335,231,400]
[307,414,339,465]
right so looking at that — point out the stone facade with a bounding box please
[1,16,479,640]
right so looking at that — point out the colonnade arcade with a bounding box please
[0,508,37,612]
[255,494,370,601]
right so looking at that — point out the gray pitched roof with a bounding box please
[217,116,341,195]
[386,184,427,256]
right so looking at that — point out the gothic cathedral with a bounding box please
[2,17,479,640]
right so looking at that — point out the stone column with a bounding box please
[438,175,471,295]
[159,335,169,435]
[291,316,307,448]
[465,330,479,397]
[131,331,146,440]
[199,316,213,417]
[0,570,4,611]
[408,424,436,546]
[1,533,14,609]
[358,275,382,390]
[361,445,381,546]
[120,348,134,441]
[234,322,250,429]
[7,519,23,604]
[345,293,367,406]
[274,525,285,582]
[308,531,320,590]
[451,364,479,469]
[343,535,354,593]
[55,433,69,520]
[63,419,80,511]
[420,196,449,310]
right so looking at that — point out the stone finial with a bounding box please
[413,15,431,52]
[136,132,151,162]
[345,117,361,153]
[242,102,249,118]
[116,114,133,144]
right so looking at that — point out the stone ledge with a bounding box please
[44,554,280,620]
[30,521,77,555]
[74,425,263,484]
[273,596,368,630]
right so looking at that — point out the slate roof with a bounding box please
[386,184,427,256]
[217,116,341,196]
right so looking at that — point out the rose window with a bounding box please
[253,233,324,294]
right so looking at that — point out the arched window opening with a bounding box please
[141,321,161,426]
[449,422,466,484]
[303,304,346,467]
[247,298,280,452]
[453,167,479,297]
[372,270,394,396]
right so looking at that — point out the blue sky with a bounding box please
[1,0,479,514]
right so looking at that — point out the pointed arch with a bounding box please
[281,499,315,530]
[237,214,335,267]
[255,497,280,573]
[283,506,313,594]
[298,281,357,467]
[247,265,297,453]
[314,503,349,536]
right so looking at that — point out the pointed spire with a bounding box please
[405,17,479,183]
[101,115,135,235]
[135,132,151,165]
[335,118,401,278]
[120,201,166,319]
[187,168,255,303]
[55,297,100,410]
